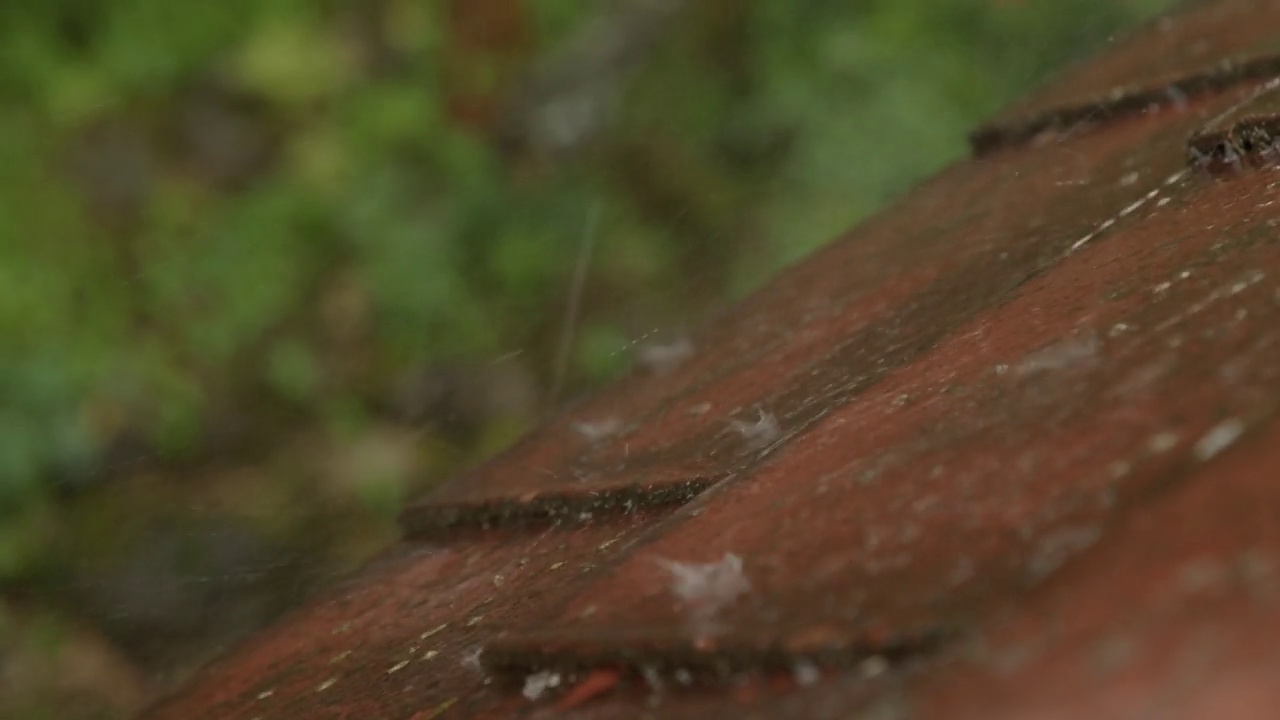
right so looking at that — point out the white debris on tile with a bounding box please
[316,677,337,692]
[522,670,562,700]
[572,417,624,443]
[419,623,448,640]
[635,337,695,374]
[1015,334,1099,376]
[792,660,821,686]
[1147,431,1179,454]
[387,660,410,674]
[859,655,890,679]
[655,553,750,622]
[421,649,440,661]
[730,409,781,450]
[1026,526,1103,581]
[461,646,484,672]
[256,689,275,700]
[1194,418,1246,461]
[641,665,665,691]
[687,401,713,415]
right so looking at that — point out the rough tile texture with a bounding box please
[146,1,1280,718]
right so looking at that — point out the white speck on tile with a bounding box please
[1027,526,1103,581]
[1194,418,1246,461]
[1118,198,1146,217]
[422,649,440,661]
[859,655,890,678]
[387,660,410,674]
[256,689,275,700]
[635,337,695,374]
[1119,171,1139,186]
[572,417,624,443]
[461,646,484,671]
[641,665,664,691]
[522,670,562,700]
[730,409,781,449]
[1016,334,1099,375]
[792,660,821,686]
[1147,431,1179,454]
[317,677,337,692]
[419,623,448,640]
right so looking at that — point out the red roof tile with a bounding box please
[145,1,1280,718]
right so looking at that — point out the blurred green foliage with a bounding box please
[0,0,1176,633]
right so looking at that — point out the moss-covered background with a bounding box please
[0,1,1177,717]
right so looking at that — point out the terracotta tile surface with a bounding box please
[146,1,1280,718]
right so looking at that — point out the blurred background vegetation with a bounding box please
[0,0,1178,717]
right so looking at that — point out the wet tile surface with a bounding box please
[146,2,1280,718]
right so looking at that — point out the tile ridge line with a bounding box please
[970,52,1280,156]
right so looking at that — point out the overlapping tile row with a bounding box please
[485,78,1280,676]
[398,154,1046,537]
[562,413,1280,720]
[401,85,1242,541]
